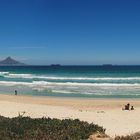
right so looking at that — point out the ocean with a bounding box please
[0,66,140,98]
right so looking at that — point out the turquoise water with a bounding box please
[0,66,140,98]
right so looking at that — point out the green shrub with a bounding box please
[115,132,140,140]
[0,116,105,140]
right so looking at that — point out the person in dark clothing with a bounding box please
[131,106,134,110]
[126,103,130,110]
[15,90,17,95]
[123,103,130,110]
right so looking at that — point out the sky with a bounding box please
[0,0,140,65]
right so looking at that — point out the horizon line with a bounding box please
[0,64,140,66]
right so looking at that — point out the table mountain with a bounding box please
[0,57,25,66]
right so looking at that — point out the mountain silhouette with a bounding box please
[0,57,25,66]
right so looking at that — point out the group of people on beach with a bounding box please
[122,103,134,111]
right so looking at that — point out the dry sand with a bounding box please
[0,94,140,137]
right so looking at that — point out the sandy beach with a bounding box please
[0,94,140,137]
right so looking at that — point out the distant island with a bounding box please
[50,64,61,67]
[0,57,25,66]
[102,64,113,67]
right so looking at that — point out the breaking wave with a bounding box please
[0,71,140,97]
[2,73,140,81]
[0,80,140,87]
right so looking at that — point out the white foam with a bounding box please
[46,82,140,87]
[52,90,75,94]
[0,72,9,75]
[6,74,34,79]
[0,81,33,86]
[0,80,140,87]
[42,77,140,81]
[4,73,140,81]
[0,81,51,89]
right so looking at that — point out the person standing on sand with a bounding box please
[126,103,130,110]
[15,90,17,95]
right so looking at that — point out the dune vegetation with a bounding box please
[115,132,140,140]
[0,115,105,140]
[0,114,139,140]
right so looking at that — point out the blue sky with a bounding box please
[0,0,140,65]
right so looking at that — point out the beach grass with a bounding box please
[0,115,105,140]
[115,132,140,140]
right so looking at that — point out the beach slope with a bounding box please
[0,94,140,137]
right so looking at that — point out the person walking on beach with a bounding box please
[15,90,17,95]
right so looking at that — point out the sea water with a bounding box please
[0,66,140,98]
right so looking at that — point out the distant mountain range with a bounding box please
[0,57,25,66]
